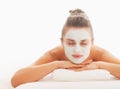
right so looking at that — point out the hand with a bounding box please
[68,59,93,70]
[81,59,93,65]
[55,61,86,69]
[74,61,100,71]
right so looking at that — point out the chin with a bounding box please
[71,60,82,64]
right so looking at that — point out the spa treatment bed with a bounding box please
[15,69,120,89]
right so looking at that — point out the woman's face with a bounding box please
[62,28,92,64]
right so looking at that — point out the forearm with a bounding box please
[11,61,58,88]
[98,62,120,79]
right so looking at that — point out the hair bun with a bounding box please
[69,9,84,15]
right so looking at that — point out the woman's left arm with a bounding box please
[96,46,120,78]
[75,45,120,79]
[98,61,120,79]
[75,61,120,79]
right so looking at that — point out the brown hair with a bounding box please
[61,9,94,41]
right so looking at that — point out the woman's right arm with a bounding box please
[11,46,83,88]
[11,61,59,88]
[11,49,60,88]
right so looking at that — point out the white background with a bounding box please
[0,0,120,79]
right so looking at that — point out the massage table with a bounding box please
[16,69,120,89]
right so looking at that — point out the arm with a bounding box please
[98,61,120,79]
[11,46,84,88]
[75,45,120,79]
[93,46,120,78]
[11,50,59,88]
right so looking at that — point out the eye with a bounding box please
[80,40,89,46]
[68,42,75,46]
[81,42,88,46]
[66,41,76,46]
[65,39,76,46]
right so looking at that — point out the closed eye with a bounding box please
[80,40,89,46]
[81,42,88,45]
[66,39,76,46]
[68,42,75,46]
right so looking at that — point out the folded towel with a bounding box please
[53,69,113,81]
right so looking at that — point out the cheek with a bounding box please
[64,44,73,50]
[63,44,74,53]
[82,46,91,55]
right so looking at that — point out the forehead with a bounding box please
[64,28,91,40]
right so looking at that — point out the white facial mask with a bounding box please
[63,29,91,64]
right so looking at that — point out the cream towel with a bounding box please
[53,69,113,81]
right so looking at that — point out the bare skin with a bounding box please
[11,45,120,88]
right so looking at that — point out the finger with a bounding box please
[73,64,86,68]
[74,66,89,71]
[85,60,92,64]
[68,65,86,70]
[82,59,92,65]
[68,67,76,70]
[74,68,85,71]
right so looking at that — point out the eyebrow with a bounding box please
[66,39,75,42]
[81,39,89,42]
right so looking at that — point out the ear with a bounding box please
[60,38,63,46]
[91,38,94,45]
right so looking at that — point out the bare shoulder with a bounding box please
[32,45,64,65]
[92,45,105,53]
[49,45,64,57]
[48,45,67,60]
[91,45,120,63]
[91,45,105,61]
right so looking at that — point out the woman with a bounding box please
[11,9,120,88]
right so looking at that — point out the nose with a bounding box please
[73,45,81,53]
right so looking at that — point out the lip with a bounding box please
[72,54,83,59]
